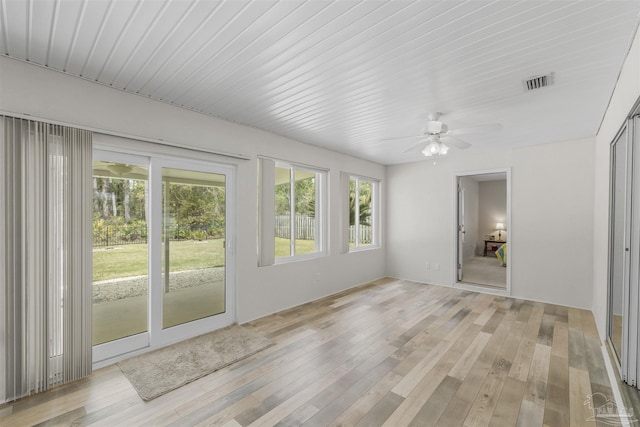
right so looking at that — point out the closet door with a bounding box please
[609,115,640,386]
[457,184,465,281]
[631,116,640,385]
[609,125,628,364]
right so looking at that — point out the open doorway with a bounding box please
[455,170,510,292]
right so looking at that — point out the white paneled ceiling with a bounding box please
[1,0,639,165]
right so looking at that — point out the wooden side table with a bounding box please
[484,240,506,256]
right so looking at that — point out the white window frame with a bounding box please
[258,157,327,266]
[0,118,5,403]
[345,174,380,252]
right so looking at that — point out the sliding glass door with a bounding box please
[92,152,150,349]
[93,151,234,364]
[161,167,226,329]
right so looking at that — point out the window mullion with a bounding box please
[289,168,295,257]
[355,178,360,247]
[369,182,378,245]
[315,174,321,253]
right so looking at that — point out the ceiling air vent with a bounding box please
[523,74,553,91]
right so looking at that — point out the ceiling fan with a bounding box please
[106,163,134,176]
[383,113,502,157]
[93,162,136,178]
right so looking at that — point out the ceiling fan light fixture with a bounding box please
[421,137,448,157]
[428,141,440,154]
[106,163,134,176]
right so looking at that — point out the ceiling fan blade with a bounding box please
[442,135,472,149]
[401,140,426,153]
[380,134,421,141]
[448,123,502,136]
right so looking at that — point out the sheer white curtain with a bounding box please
[1,116,92,402]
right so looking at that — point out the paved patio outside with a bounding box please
[92,267,225,345]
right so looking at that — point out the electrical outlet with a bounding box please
[434,263,440,271]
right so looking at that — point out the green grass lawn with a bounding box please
[274,237,316,258]
[93,239,225,282]
[93,237,317,281]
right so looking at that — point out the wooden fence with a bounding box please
[349,224,372,245]
[275,215,315,240]
[275,215,371,244]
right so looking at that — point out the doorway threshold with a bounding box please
[456,281,510,296]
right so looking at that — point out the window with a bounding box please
[259,158,326,265]
[348,175,379,250]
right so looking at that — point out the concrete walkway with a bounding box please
[92,267,225,302]
[92,267,226,345]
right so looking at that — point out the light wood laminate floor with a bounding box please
[0,278,621,426]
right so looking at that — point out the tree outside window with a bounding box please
[275,165,320,258]
[349,177,376,248]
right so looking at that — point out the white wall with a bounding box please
[0,56,386,325]
[459,176,479,260]
[478,180,507,244]
[387,138,595,309]
[593,29,640,339]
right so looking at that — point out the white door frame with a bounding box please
[457,186,465,281]
[150,156,236,347]
[453,168,511,296]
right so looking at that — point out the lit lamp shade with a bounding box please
[421,135,449,157]
[496,222,505,240]
[422,141,439,157]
